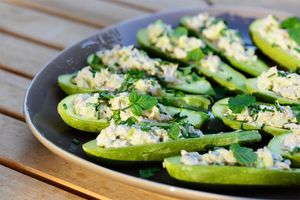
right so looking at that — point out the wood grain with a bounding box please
[0,33,59,78]
[0,165,82,200]
[0,113,176,200]
[0,2,97,49]
[9,0,148,28]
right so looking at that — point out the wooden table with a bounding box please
[0,0,299,199]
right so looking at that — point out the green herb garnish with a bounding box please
[139,167,160,179]
[168,123,181,140]
[87,53,103,70]
[63,103,68,110]
[187,48,205,61]
[171,27,188,38]
[292,105,300,123]
[280,16,300,45]
[228,94,256,113]
[128,90,158,116]
[230,143,257,165]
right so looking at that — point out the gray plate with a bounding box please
[24,6,299,200]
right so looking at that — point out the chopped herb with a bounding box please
[168,123,181,140]
[172,112,188,123]
[139,167,160,179]
[63,103,68,110]
[261,107,274,113]
[112,110,121,124]
[228,94,256,113]
[87,53,103,70]
[98,91,114,100]
[226,76,233,81]
[292,105,300,123]
[191,72,201,81]
[280,16,300,45]
[171,27,188,38]
[123,116,138,126]
[88,68,97,78]
[248,104,261,116]
[277,70,289,77]
[230,143,257,165]
[274,101,282,112]
[126,69,145,79]
[128,90,158,116]
[291,146,300,154]
[187,48,205,61]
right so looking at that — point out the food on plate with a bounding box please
[246,67,300,104]
[268,133,300,167]
[163,144,300,186]
[180,12,268,76]
[137,20,247,93]
[212,94,300,136]
[250,15,300,72]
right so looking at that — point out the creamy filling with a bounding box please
[200,54,221,73]
[183,13,257,62]
[96,45,179,83]
[257,67,300,100]
[147,20,205,59]
[227,103,300,131]
[180,147,291,170]
[73,66,124,90]
[258,15,300,59]
[282,133,300,153]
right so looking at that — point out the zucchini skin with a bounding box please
[57,94,210,133]
[180,18,268,77]
[82,130,261,162]
[250,19,300,72]
[268,133,300,167]
[137,28,247,93]
[212,98,290,136]
[163,156,300,186]
[245,78,300,105]
[58,74,97,95]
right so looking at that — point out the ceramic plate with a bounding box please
[24,6,300,200]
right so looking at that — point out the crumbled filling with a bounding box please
[282,133,300,153]
[147,20,205,59]
[226,102,300,131]
[257,67,300,100]
[133,79,162,96]
[258,15,300,59]
[73,66,124,90]
[183,13,257,62]
[200,53,221,73]
[96,120,170,148]
[96,45,179,83]
[72,93,172,122]
[180,147,291,170]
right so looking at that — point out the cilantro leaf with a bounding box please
[168,123,181,140]
[129,90,139,103]
[87,53,103,70]
[187,48,205,61]
[288,28,300,45]
[139,167,160,179]
[136,95,158,110]
[228,94,256,113]
[281,17,300,29]
[172,27,188,38]
[230,143,257,164]
[131,104,143,116]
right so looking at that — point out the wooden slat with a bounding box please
[0,165,82,200]
[0,70,29,120]
[9,0,148,28]
[0,2,97,49]
[0,114,175,200]
[0,33,59,78]
[211,0,300,14]
[116,0,208,11]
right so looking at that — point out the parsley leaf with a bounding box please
[187,48,205,61]
[123,116,138,126]
[87,53,103,70]
[128,90,158,116]
[168,123,181,140]
[280,17,300,45]
[139,167,160,179]
[230,143,257,164]
[228,94,256,113]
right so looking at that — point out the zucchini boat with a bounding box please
[212,96,300,136]
[163,146,300,186]
[137,20,247,93]
[268,133,300,167]
[58,92,210,132]
[83,130,261,162]
[250,15,300,72]
[180,13,268,76]
[245,67,300,105]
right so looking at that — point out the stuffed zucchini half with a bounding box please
[180,13,268,76]
[250,15,300,72]
[246,67,300,105]
[83,128,261,162]
[212,95,300,136]
[58,45,215,96]
[163,145,300,186]
[268,133,300,167]
[137,20,247,93]
[58,92,210,133]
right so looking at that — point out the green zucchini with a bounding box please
[82,130,261,162]
[212,98,290,136]
[163,156,300,186]
[245,78,300,105]
[180,17,268,76]
[57,94,210,133]
[268,133,300,167]
[250,18,300,72]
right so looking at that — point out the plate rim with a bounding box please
[24,5,292,200]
